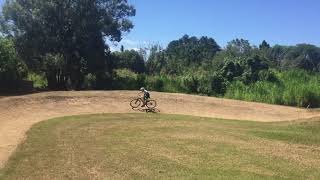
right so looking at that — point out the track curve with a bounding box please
[0,91,319,167]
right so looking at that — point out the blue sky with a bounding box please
[1,0,320,50]
[122,0,320,50]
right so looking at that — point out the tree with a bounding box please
[0,37,27,82]
[221,60,242,81]
[266,45,289,68]
[1,0,136,89]
[164,35,220,74]
[112,50,145,73]
[284,44,320,72]
[241,55,269,84]
[226,39,252,57]
[146,44,167,74]
[120,45,124,52]
[259,40,270,49]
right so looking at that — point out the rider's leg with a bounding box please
[141,101,146,107]
[141,96,147,107]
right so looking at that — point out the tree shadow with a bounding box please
[0,90,40,98]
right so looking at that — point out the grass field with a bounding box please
[1,114,320,179]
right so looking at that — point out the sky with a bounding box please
[120,0,320,50]
[1,0,320,51]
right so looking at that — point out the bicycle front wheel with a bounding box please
[146,100,157,109]
[130,99,142,108]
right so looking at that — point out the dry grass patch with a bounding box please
[1,114,320,179]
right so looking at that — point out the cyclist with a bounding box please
[140,87,150,107]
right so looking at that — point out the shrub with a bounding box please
[225,70,320,107]
[27,73,47,89]
[258,69,278,82]
[210,73,227,96]
[145,76,164,91]
[197,75,211,95]
[0,37,27,81]
[181,74,198,93]
[113,69,139,90]
[160,76,183,93]
[136,74,146,89]
[82,73,96,90]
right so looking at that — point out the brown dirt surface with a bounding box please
[0,90,319,168]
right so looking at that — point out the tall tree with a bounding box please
[0,37,27,82]
[146,44,167,74]
[112,50,145,73]
[165,35,220,74]
[1,0,135,89]
[259,40,271,49]
[284,44,320,72]
[226,39,252,57]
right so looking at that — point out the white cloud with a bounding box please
[122,39,139,46]
[107,38,158,52]
[109,46,117,52]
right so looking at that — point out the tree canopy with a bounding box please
[147,35,220,75]
[112,49,145,73]
[0,36,26,81]
[1,0,135,89]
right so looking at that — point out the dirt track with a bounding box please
[0,91,319,168]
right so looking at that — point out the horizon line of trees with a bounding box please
[108,35,320,107]
[0,0,319,107]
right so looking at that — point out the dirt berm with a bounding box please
[0,91,319,167]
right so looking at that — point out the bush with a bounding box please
[181,74,198,93]
[0,37,27,82]
[145,76,164,91]
[225,81,283,105]
[113,69,139,90]
[197,75,211,95]
[225,70,320,107]
[82,73,96,90]
[136,74,146,89]
[161,76,184,93]
[210,73,227,96]
[27,73,47,89]
[258,69,278,82]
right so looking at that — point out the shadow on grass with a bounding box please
[132,107,160,113]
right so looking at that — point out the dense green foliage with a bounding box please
[140,36,320,107]
[225,70,320,107]
[27,73,47,89]
[1,0,135,89]
[0,1,319,107]
[147,35,220,75]
[112,50,145,73]
[0,37,26,81]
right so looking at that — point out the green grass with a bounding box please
[225,70,320,108]
[1,114,320,179]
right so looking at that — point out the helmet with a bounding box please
[140,87,145,91]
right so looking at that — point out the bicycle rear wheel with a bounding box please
[130,99,141,108]
[146,100,157,109]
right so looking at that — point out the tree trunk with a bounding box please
[47,71,66,90]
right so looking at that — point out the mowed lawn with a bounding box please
[1,114,320,179]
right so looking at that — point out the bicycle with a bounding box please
[130,95,157,109]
